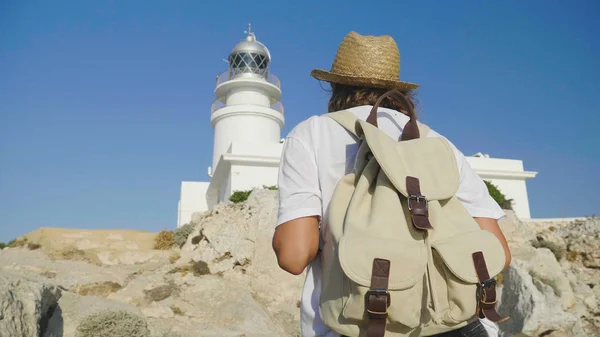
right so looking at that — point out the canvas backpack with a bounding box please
[319,90,509,337]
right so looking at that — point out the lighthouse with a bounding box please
[177,26,286,227]
[176,26,538,228]
[210,26,284,173]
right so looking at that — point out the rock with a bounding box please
[0,246,157,293]
[167,275,285,336]
[498,245,581,336]
[141,302,174,319]
[43,291,143,337]
[0,273,62,337]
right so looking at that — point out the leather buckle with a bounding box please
[365,289,391,317]
[477,278,497,303]
[407,194,428,210]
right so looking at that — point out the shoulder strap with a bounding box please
[326,110,360,137]
[327,110,430,139]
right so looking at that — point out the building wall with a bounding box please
[177,181,210,227]
[229,164,280,194]
[466,156,535,219]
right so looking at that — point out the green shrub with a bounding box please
[173,222,195,248]
[484,181,513,210]
[0,242,6,249]
[263,185,278,190]
[229,190,252,203]
[75,309,150,337]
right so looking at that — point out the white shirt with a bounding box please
[276,105,505,337]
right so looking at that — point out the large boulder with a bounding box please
[497,216,600,337]
[497,246,582,337]
[179,190,304,323]
[0,273,62,337]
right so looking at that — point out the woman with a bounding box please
[272,31,511,337]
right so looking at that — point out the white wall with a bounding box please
[211,107,283,171]
[177,181,210,227]
[466,156,536,219]
[229,164,280,194]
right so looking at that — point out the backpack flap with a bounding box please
[357,119,459,201]
[339,234,427,290]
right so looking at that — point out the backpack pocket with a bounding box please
[338,234,428,328]
[430,230,506,324]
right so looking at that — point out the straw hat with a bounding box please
[311,31,419,90]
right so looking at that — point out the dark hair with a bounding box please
[327,83,417,115]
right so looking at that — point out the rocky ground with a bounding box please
[0,189,597,337]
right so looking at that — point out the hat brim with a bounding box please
[311,69,419,91]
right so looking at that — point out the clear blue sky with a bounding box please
[1,1,598,241]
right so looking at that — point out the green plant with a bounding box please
[75,309,150,337]
[154,229,174,250]
[173,222,195,248]
[484,181,513,210]
[0,242,6,249]
[8,237,28,248]
[263,185,278,190]
[229,189,252,203]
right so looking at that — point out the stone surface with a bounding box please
[43,291,143,337]
[497,246,580,337]
[1,188,597,337]
[0,273,62,337]
[498,216,600,337]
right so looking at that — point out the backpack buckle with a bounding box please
[407,194,428,210]
[476,278,497,303]
[365,289,391,317]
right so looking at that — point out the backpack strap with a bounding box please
[327,110,430,140]
[366,258,391,337]
[327,110,360,137]
[473,252,509,323]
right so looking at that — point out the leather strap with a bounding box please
[366,90,419,141]
[406,176,433,230]
[366,258,391,337]
[472,252,509,323]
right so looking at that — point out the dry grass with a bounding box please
[495,273,504,286]
[72,281,123,297]
[154,230,174,250]
[567,251,579,262]
[144,283,179,302]
[169,252,180,264]
[168,260,211,277]
[8,238,28,248]
[170,305,184,316]
[75,309,149,337]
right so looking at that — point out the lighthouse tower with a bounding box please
[176,26,285,227]
[210,26,284,173]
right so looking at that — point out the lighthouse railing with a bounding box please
[215,71,281,89]
[211,100,284,115]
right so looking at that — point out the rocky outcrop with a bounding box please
[0,189,302,337]
[0,190,596,337]
[497,214,599,337]
[0,273,62,337]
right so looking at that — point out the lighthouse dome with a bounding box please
[228,30,271,79]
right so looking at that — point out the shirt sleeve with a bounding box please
[453,148,506,220]
[276,136,322,227]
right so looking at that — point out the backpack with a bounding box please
[319,90,509,337]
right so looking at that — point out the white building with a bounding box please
[177,30,538,227]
